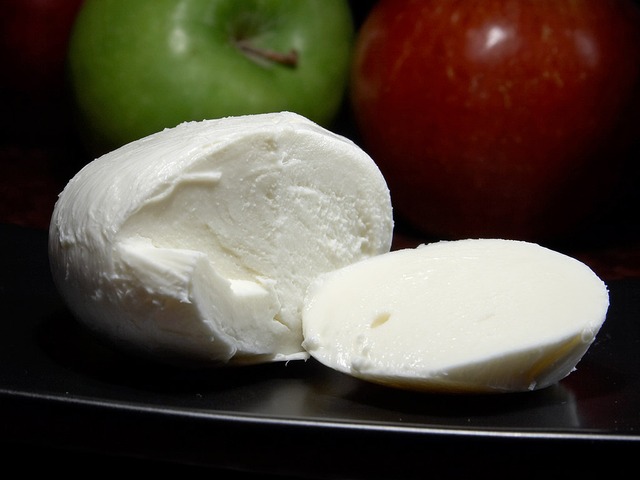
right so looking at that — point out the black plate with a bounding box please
[1,223,639,478]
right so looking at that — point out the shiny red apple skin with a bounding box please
[351,0,640,241]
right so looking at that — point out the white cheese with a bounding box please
[49,112,393,365]
[302,239,609,393]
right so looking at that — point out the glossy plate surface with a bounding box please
[1,223,638,477]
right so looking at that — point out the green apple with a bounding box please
[67,0,354,155]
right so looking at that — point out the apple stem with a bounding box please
[235,40,298,67]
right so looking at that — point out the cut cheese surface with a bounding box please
[49,112,393,365]
[302,239,609,393]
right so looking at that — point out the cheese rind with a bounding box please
[49,112,393,364]
[302,239,609,393]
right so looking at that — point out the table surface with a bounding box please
[1,222,640,479]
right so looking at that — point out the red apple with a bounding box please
[350,0,640,242]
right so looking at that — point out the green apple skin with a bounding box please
[68,0,354,154]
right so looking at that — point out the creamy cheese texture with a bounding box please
[49,112,393,365]
[302,239,609,393]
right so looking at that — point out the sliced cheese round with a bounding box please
[49,112,393,365]
[302,239,609,393]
